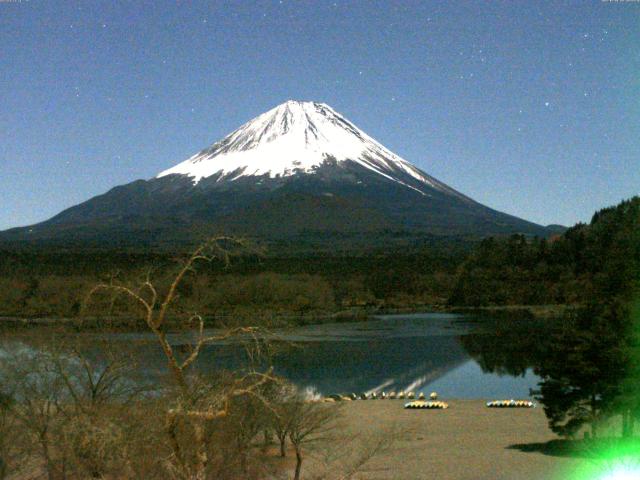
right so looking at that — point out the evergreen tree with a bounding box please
[535,305,627,438]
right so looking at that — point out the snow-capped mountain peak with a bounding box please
[2,100,552,246]
[157,100,452,195]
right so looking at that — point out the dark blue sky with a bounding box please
[2,0,638,230]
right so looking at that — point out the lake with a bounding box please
[2,312,549,399]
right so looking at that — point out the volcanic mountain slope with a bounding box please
[1,100,552,248]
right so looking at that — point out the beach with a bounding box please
[324,399,588,480]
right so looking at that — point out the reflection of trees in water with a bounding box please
[7,317,554,399]
[534,304,639,438]
[459,309,640,440]
[457,318,556,378]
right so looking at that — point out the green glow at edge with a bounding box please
[558,439,640,480]
[557,300,640,480]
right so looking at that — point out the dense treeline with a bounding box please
[450,196,640,307]
[0,245,466,320]
[534,197,640,438]
[458,197,640,439]
[3,197,639,320]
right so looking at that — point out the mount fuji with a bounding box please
[157,100,461,198]
[1,100,552,248]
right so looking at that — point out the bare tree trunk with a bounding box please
[40,432,58,480]
[280,436,286,458]
[0,458,7,480]
[193,420,208,480]
[262,429,271,452]
[294,448,303,480]
[165,412,186,475]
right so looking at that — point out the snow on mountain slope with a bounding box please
[157,100,457,196]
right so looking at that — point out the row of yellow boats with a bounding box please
[404,401,449,409]
[485,399,535,408]
[327,391,439,401]
[403,399,535,410]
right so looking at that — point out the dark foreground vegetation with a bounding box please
[0,336,395,480]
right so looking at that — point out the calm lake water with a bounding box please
[2,312,548,399]
[252,312,543,399]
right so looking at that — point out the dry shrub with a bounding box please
[61,412,127,478]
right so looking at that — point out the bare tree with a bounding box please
[52,336,150,479]
[265,383,299,458]
[0,333,150,480]
[85,237,277,480]
[310,428,399,480]
[0,390,20,480]
[287,400,341,480]
[0,346,68,480]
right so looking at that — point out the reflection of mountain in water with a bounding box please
[194,334,468,396]
[108,314,476,396]
[2,314,554,398]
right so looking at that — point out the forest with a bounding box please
[451,196,640,307]
[0,197,638,325]
[459,197,640,441]
[0,242,467,323]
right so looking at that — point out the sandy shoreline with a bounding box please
[330,400,588,480]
